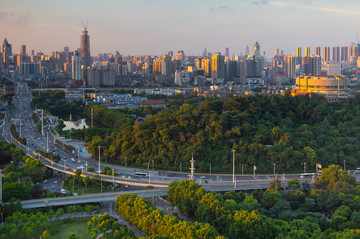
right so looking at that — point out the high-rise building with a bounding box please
[225,47,229,59]
[71,52,82,81]
[275,48,281,56]
[20,45,26,56]
[176,51,185,62]
[245,45,249,56]
[341,46,348,62]
[2,38,12,69]
[302,55,321,75]
[315,46,321,56]
[305,47,311,57]
[201,58,211,77]
[323,46,330,62]
[202,48,207,57]
[195,58,202,70]
[253,42,260,56]
[161,55,172,76]
[348,43,359,63]
[296,47,302,57]
[333,46,340,62]
[80,27,91,68]
[211,52,225,79]
[285,55,296,79]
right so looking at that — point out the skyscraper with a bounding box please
[285,55,296,80]
[245,45,249,56]
[323,46,330,62]
[80,27,91,68]
[71,52,82,81]
[225,47,229,59]
[20,45,26,56]
[211,52,225,79]
[296,47,302,65]
[253,42,260,56]
[305,47,311,57]
[296,47,302,57]
[302,55,321,75]
[315,46,321,56]
[2,38,12,69]
[333,46,340,62]
[341,46,348,62]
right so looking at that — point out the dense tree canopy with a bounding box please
[82,93,360,173]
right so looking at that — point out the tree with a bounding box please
[267,179,281,191]
[288,179,300,190]
[68,232,77,239]
[314,164,356,193]
[42,230,50,239]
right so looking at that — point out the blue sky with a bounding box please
[1,0,360,57]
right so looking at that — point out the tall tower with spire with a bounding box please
[80,27,91,68]
[2,38,12,69]
[253,41,260,56]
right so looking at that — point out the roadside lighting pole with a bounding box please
[91,108,94,127]
[273,163,276,178]
[112,169,115,189]
[190,153,195,181]
[41,109,44,136]
[46,131,49,153]
[209,163,211,175]
[147,162,150,185]
[304,162,307,174]
[253,165,256,176]
[344,160,346,171]
[241,163,244,175]
[180,162,182,173]
[232,149,236,184]
[85,162,88,172]
[98,146,101,173]
[19,121,21,138]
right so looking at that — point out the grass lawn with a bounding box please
[51,217,90,239]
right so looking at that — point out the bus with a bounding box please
[300,173,315,179]
[135,172,148,177]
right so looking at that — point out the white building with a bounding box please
[327,63,341,75]
[71,54,82,81]
[174,71,190,86]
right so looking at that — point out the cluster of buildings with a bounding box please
[3,27,360,103]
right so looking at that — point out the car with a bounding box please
[51,185,55,189]
[54,180,58,184]
[125,185,129,188]
[200,176,206,179]
[77,160,81,163]
[71,158,75,162]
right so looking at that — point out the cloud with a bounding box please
[0,11,30,25]
[252,0,269,5]
[218,5,229,9]
[271,1,360,16]
[209,5,230,11]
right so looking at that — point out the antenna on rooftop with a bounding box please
[81,21,88,30]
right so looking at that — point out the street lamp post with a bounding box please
[180,162,182,173]
[209,163,211,175]
[46,131,49,153]
[98,146,101,173]
[304,162,307,174]
[241,163,244,175]
[344,160,346,171]
[147,162,150,185]
[232,149,236,184]
[112,168,115,189]
[85,162,88,172]
[253,165,256,176]
[273,163,276,178]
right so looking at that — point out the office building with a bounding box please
[20,45,26,56]
[348,43,359,63]
[315,46,321,56]
[211,52,225,79]
[225,47,229,59]
[295,75,350,102]
[253,42,260,56]
[244,56,262,78]
[19,63,40,77]
[302,55,321,75]
[305,47,311,57]
[327,62,341,75]
[176,51,185,62]
[80,27,91,67]
[333,46,340,62]
[285,55,296,79]
[161,55,172,76]
[201,58,211,77]
[341,46,348,62]
[71,53,82,81]
[174,71,190,86]
[323,46,330,62]
[2,38,12,69]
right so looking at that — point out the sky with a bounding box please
[1,0,360,57]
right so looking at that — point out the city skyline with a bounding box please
[1,0,360,56]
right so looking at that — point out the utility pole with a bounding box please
[304,162,307,174]
[85,162,88,172]
[232,149,236,184]
[241,163,244,175]
[190,152,195,181]
[91,108,93,127]
[98,146,101,173]
[41,109,44,136]
[46,131,49,153]
[209,163,211,175]
[273,163,276,178]
[112,168,115,189]
[180,162,182,173]
[147,162,150,185]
